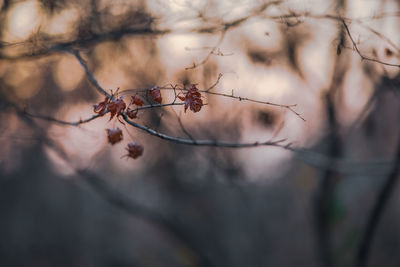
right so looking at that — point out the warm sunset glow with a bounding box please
[55,55,85,92]
[44,7,79,36]
[6,0,43,41]
[48,104,108,171]
[1,1,400,265]
[5,62,43,99]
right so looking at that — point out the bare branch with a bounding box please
[23,110,102,126]
[24,50,293,149]
[170,107,196,141]
[359,24,400,54]
[185,31,226,70]
[65,49,111,97]
[20,104,395,176]
[135,102,184,111]
[263,12,400,68]
[122,111,287,148]
[203,90,306,121]
[121,80,306,121]
[341,19,400,68]
[205,73,223,92]
[0,28,169,60]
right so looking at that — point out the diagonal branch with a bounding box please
[0,28,169,60]
[20,106,396,176]
[122,83,305,121]
[63,47,303,145]
[264,12,400,68]
[65,49,111,97]
[122,111,287,148]
[185,31,226,70]
[203,90,305,121]
[23,110,102,126]
[340,19,400,68]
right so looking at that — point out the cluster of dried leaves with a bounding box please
[93,95,127,121]
[93,85,204,159]
[178,84,204,113]
[105,127,144,159]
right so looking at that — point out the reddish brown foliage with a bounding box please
[93,97,110,116]
[178,84,203,113]
[106,128,123,145]
[149,86,162,104]
[108,96,126,120]
[93,84,203,160]
[126,95,144,119]
[94,95,127,120]
[131,95,144,106]
[126,108,138,119]
[125,142,144,159]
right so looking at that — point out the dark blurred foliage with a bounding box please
[0,0,400,267]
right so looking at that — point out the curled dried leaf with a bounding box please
[131,95,144,106]
[125,142,144,159]
[149,86,162,104]
[94,97,110,116]
[106,128,123,145]
[108,96,126,120]
[126,108,139,119]
[180,84,203,113]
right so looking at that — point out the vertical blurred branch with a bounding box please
[314,2,347,265]
[314,92,342,267]
[356,137,400,267]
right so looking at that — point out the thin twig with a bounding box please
[174,109,196,141]
[341,19,400,68]
[123,111,287,148]
[177,115,195,141]
[65,49,111,97]
[133,102,184,112]
[203,90,306,121]
[21,106,395,176]
[359,24,400,54]
[205,73,223,92]
[185,31,227,70]
[263,12,400,68]
[0,28,169,60]
[1,7,399,70]
[61,50,292,148]
[23,110,102,126]
[184,0,279,69]
[121,82,306,121]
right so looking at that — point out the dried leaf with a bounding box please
[93,97,110,116]
[181,84,203,113]
[126,108,139,119]
[106,128,123,145]
[131,95,144,106]
[108,96,126,120]
[149,86,162,104]
[125,142,144,159]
